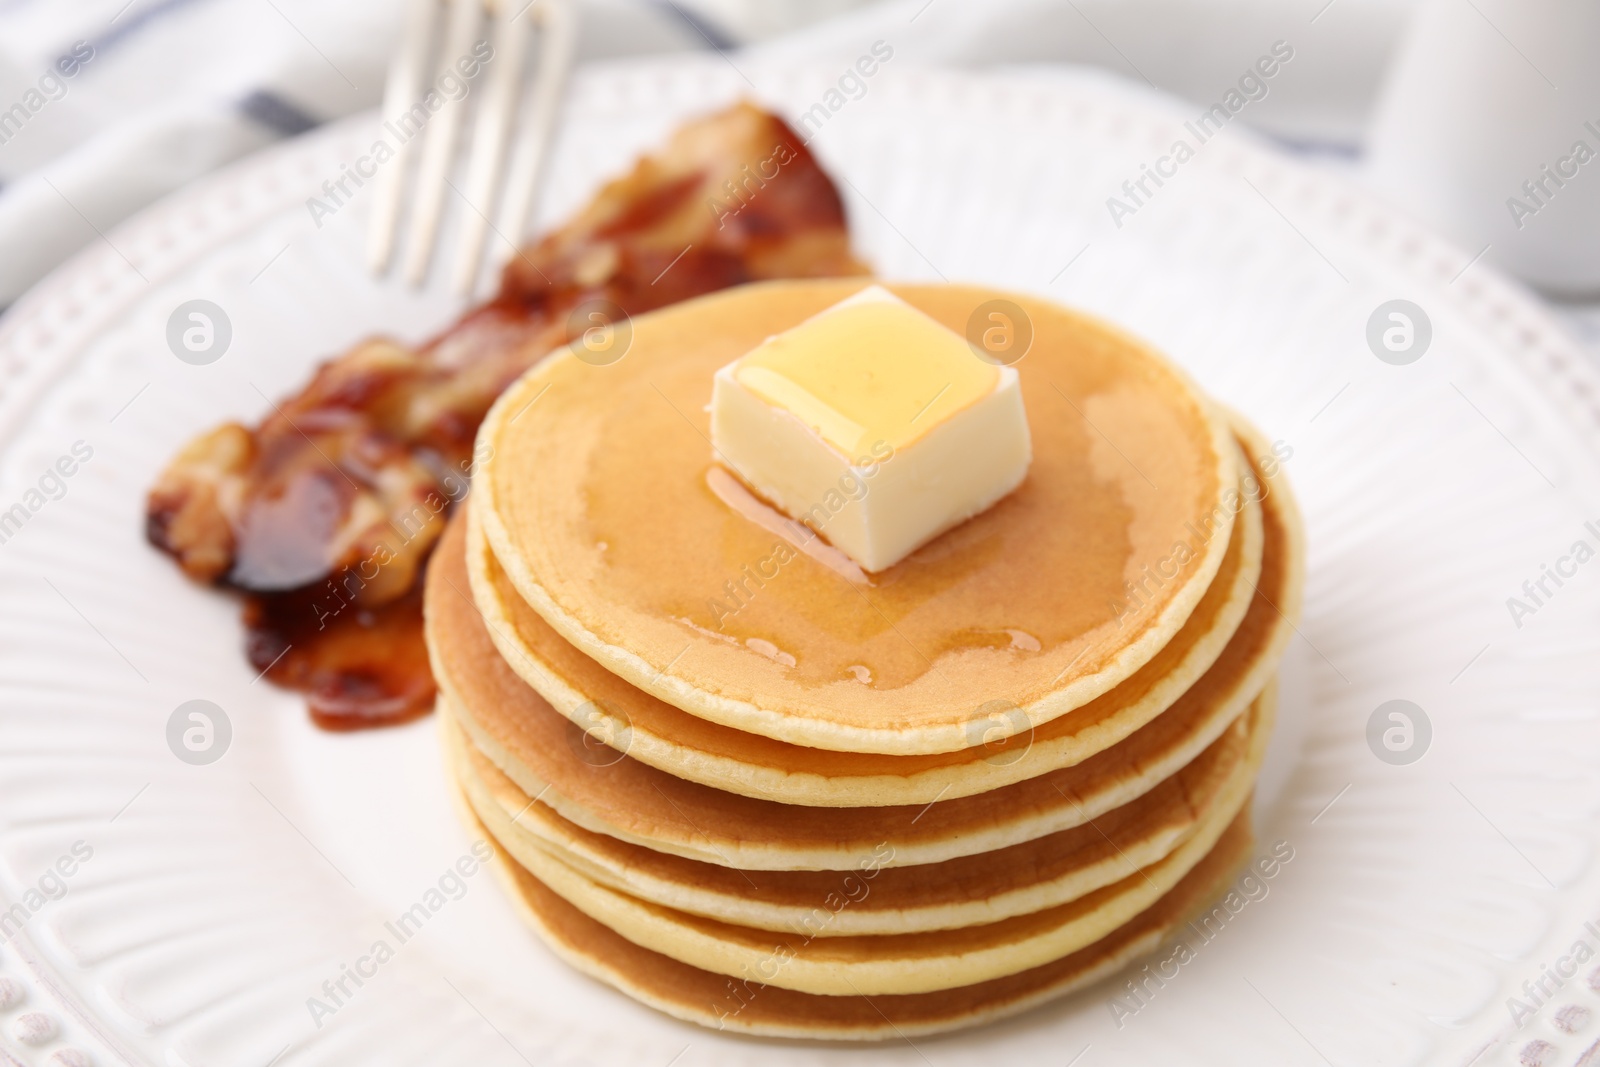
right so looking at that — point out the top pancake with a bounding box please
[477,280,1238,754]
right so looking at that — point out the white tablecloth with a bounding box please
[14,0,1593,357]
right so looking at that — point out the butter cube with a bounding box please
[709,286,1032,572]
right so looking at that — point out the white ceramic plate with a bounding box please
[2,58,1600,1067]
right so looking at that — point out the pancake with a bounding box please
[475,280,1241,755]
[459,798,1254,1040]
[445,690,1259,935]
[460,451,1262,806]
[457,685,1266,997]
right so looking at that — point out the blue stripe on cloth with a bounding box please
[237,89,320,137]
[73,0,216,64]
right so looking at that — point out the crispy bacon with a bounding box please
[146,103,868,729]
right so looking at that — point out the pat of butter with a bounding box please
[709,286,1032,572]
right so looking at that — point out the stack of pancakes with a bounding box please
[425,280,1304,1040]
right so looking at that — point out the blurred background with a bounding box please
[1,0,1596,344]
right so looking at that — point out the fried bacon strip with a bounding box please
[146,103,868,729]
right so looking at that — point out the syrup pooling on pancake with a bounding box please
[477,281,1241,753]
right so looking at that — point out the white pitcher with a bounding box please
[1365,0,1600,295]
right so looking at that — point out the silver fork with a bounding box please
[366,0,576,295]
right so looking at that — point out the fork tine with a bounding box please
[366,0,441,275]
[401,0,486,286]
[491,0,576,278]
[449,0,535,297]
